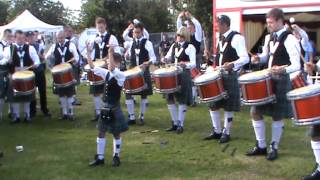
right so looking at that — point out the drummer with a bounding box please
[162,26,196,134]
[247,8,300,161]
[0,29,13,120]
[2,30,40,123]
[301,62,320,179]
[45,30,79,121]
[125,23,156,126]
[87,17,121,122]
[203,15,249,143]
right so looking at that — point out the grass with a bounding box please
[0,73,315,180]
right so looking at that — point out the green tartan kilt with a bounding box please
[166,69,193,105]
[53,83,76,97]
[310,125,320,137]
[127,68,153,96]
[209,71,240,112]
[89,84,104,95]
[0,73,9,99]
[256,73,293,119]
[98,103,129,135]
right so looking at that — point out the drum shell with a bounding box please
[124,69,146,94]
[290,72,307,89]
[12,71,35,95]
[87,71,104,85]
[152,67,181,94]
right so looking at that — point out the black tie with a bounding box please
[136,40,140,47]
[219,35,225,43]
[101,35,104,40]
[272,33,278,43]
[18,46,23,52]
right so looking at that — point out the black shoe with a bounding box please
[72,99,82,106]
[42,111,51,117]
[8,113,13,119]
[138,118,144,126]
[10,118,20,124]
[176,126,184,134]
[219,133,230,144]
[30,112,36,118]
[89,155,104,167]
[24,117,31,123]
[203,132,222,140]
[68,115,76,121]
[91,115,100,122]
[128,120,136,125]
[246,142,267,156]
[303,165,320,180]
[112,155,121,167]
[266,142,278,161]
[166,122,178,132]
[59,115,68,120]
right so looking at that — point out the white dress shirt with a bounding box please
[45,40,80,63]
[165,41,196,69]
[122,28,149,42]
[127,37,156,64]
[88,32,121,59]
[177,16,202,42]
[91,67,125,87]
[296,28,309,52]
[217,29,249,71]
[258,27,300,74]
[2,43,40,67]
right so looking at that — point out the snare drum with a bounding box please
[290,71,307,89]
[124,67,146,94]
[287,85,320,126]
[51,63,74,88]
[152,66,181,94]
[238,69,275,106]
[84,60,106,85]
[193,70,226,103]
[12,70,35,96]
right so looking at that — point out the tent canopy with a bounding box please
[0,10,63,32]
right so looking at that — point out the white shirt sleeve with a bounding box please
[164,44,175,61]
[29,46,40,65]
[284,34,301,74]
[109,35,121,54]
[316,60,320,72]
[190,17,202,42]
[0,46,10,65]
[145,40,156,64]
[230,34,249,71]
[143,29,149,39]
[0,45,4,61]
[184,44,196,69]
[176,16,183,30]
[122,28,133,42]
[298,28,309,52]
[92,67,125,86]
[69,42,79,63]
[45,44,56,60]
[258,34,270,64]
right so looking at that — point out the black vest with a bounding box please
[103,73,122,107]
[215,31,240,65]
[190,35,201,54]
[94,33,111,60]
[299,42,306,69]
[268,31,291,66]
[12,44,33,68]
[171,42,191,63]
[53,41,74,65]
[130,38,149,67]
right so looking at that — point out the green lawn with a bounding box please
[0,75,315,180]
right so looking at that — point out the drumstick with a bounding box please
[23,65,35,71]
[106,44,119,48]
[248,51,254,57]
[65,58,75,63]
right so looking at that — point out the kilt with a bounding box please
[310,125,320,137]
[166,69,193,105]
[98,103,129,135]
[127,68,153,96]
[256,73,293,119]
[209,71,240,112]
[7,79,35,103]
[89,84,104,95]
[53,83,76,97]
[0,66,9,99]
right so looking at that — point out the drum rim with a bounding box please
[238,71,271,82]
[241,95,276,106]
[152,72,179,78]
[12,71,35,80]
[287,89,320,100]
[124,84,147,94]
[154,86,181,94]
[293,117,320,126]
[194,75,222,85]
[199,91,227,103]
[13,88,35,96]
[51,64,72,74]
[89,80,105,86]
[54,80,76,88]
[125,72,144,79]
[238,77,271,84]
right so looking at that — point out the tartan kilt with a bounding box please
[53,83,76,97]
[310,125,320,137]
[0,72,9,99]
[166,69,193,105]
[98,103,129,135]
[7,79,35,103]
[89,84,104,95]
[209,71,240,112]
[127,68,153,96]
[256,73,293,119]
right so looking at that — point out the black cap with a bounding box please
[217,15,230,27]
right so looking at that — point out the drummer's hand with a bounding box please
[305,62,316,75]
[270,65,285,75]
[251,55,260,64]
[161,58,168,64]
[222,62,234,71]
[87,58,94,69]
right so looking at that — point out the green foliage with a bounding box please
[0,1,10,25]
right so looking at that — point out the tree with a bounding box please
[0,1,10,25]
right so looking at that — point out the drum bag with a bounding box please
[100,107,114,125]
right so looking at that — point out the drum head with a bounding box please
[51,63,72,73]
[287,84,320,100]
[238,69,270,82]
[194,70,220,84]
[153,66,179,77]
[124,67,143,78]
[12,70,35,80]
